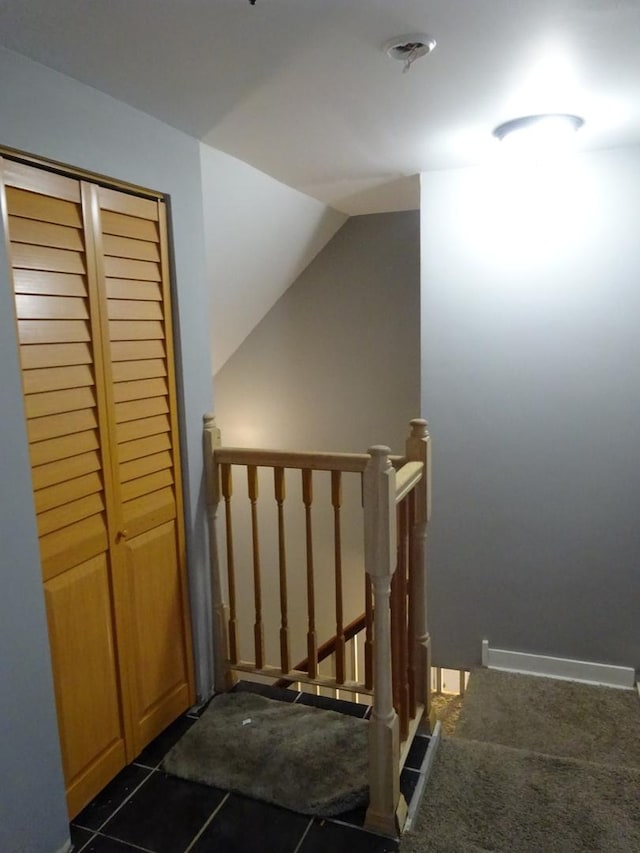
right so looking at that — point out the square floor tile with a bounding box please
[72,764,152,831]
[79,835,150,852]
[70,824,94,851]
[329,801,367,829]
[400,768,420,805]
[299,820,399,853]
[135,715,197,767]
[102,770,226,853]
[232,680,298,703]
[190,793,311,853]
[296,693,369,718]
[404,735,429,771]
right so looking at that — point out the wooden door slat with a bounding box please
[111,359,166,383]
[27,409,98,444]
[23,363,94,395]
[28,421,86,474]
[102,234,160,262]
[15,294,88,321]
[34,471,103,514]
[120,469,174,503]
[98,187,159,220]
[115,397,169,424]
[32,450,102,491]
[116,414,171,444]
[101,210,159,241]
[30,429,99,468]
[37,492,105,538]
[113,377,168,404]
[118,433,171,464]
[11,243,86,275]
[3,161,81,202]
[103,256,161,281]
[108,299,163,321]
[25,386,96,419]
[105,279,162,302]
[119,451,172,484]
[13,270,87,298]
[110,339,166,361]
[18,319,91,344]
[109,320,164,341]
[20,342,93,370]
[9,216,84,251]
[5,186,83,228]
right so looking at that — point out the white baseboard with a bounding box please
[55,840,72,853]
[481,640,635,690]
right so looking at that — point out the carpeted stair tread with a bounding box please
[402,737,640,853]
[455,668,640,769]
[162,692,368,816]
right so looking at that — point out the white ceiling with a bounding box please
[1,0,639,214]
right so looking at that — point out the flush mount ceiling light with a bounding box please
[493,113,585,144]
[383,33,437,73]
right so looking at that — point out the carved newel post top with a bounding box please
[368,445,392,468]
[410,418,429,438]
[203,412,216,428]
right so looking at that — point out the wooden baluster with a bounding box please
[364,446,405,838]
[331,470,346,684]
[247,465,265,669]
[274,467,290,674]
[302,468,317,679]
[364,574,374,690]
[390,547,401,717]
[203,414,234,692]
[406,418,432,722]
[398,499,410,740]
[220,461,239,664]
[407,490,417,719]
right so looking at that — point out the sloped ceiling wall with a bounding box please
[201,144,347,375]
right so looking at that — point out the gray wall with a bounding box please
[215,211,420,453]
[214,211,420,666]
[421,146,640,670]
[0,47,212,852]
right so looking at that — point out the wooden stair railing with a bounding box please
[203,417,432,838]
[274,612,367,690]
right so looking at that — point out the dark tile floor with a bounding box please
[70,683,430,853]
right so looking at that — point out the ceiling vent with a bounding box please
[383,33,437,72]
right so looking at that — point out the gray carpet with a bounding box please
[456,668,640,769]
[163,692,369,816]
[403,670,640,853]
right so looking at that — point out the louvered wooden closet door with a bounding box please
[2,158,195,817]
[1,159,129,817]
[92,186,194,755]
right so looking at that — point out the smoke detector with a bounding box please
[383,33,437,72]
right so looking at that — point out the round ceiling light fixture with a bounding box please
[383,33,437,72]
[493,113,585,146]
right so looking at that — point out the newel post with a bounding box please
[406,418,432,722]
[203,413,234,693]
[363,446,406,837]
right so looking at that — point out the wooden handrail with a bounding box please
[394,461,424,504]
[275,612,367,688]
[214,446,406,473]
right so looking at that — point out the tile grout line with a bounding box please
[84,766,157,835]
[72,831,98,853]
[93,830,156,853]
[291,817,315,853]
[182,792,231,853]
